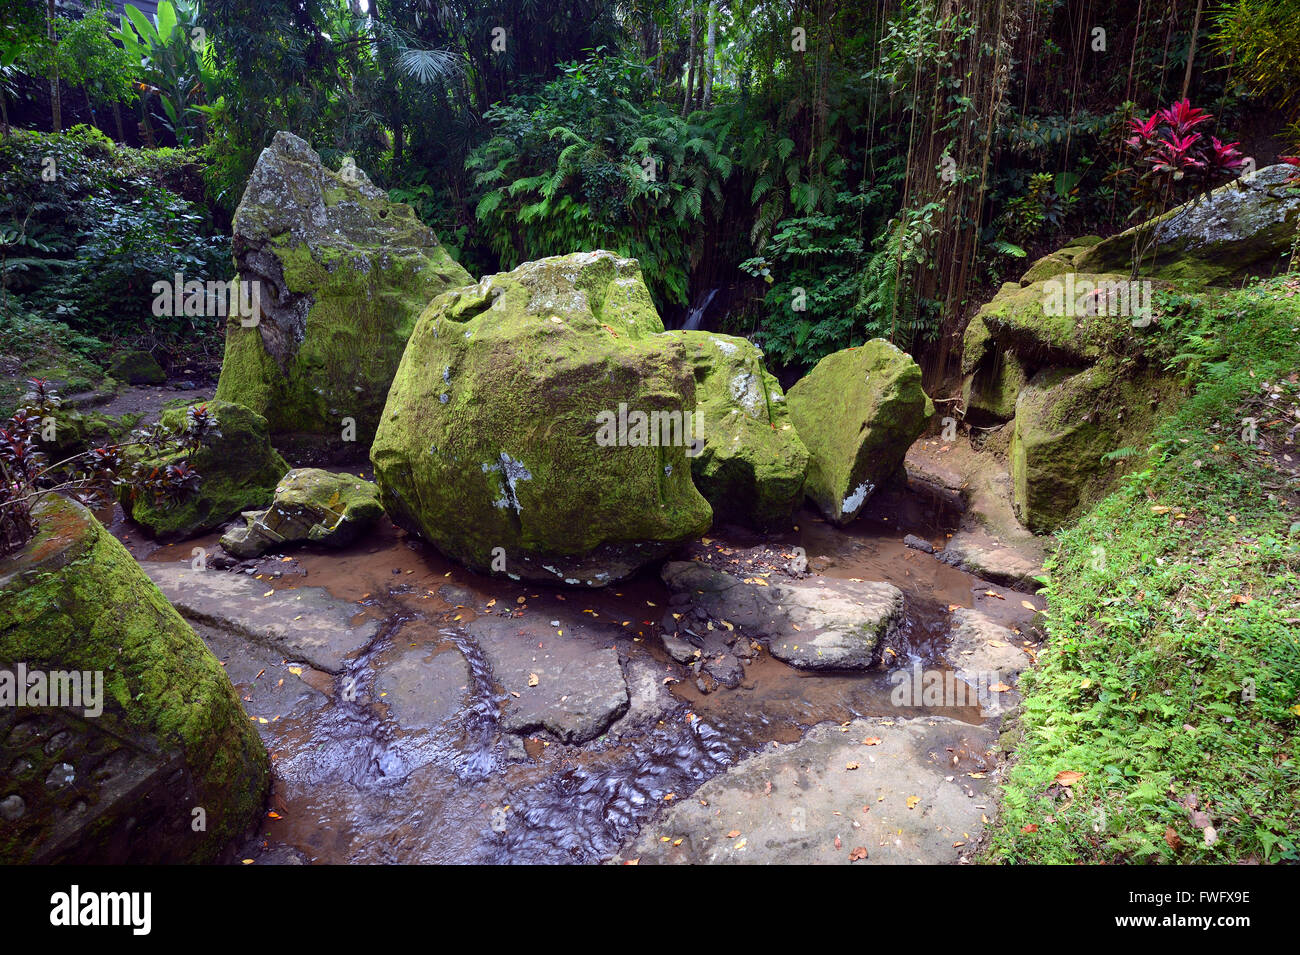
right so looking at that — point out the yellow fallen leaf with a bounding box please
[288,666,302,676]
[1020,600,1035,610]
[846,762,860,770]
[527,673,539,687]
[906,796,920,810]
[733,838,747,850]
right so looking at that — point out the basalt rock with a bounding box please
[120,400,288,538]
[661,560,904,671]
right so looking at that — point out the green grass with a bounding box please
[987,277,1300,863]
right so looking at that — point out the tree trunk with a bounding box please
[46,0,60,133]
[112,100,126,143]
[1181,0,1204,101]
[683,3,697,117]
[702,0,717,108]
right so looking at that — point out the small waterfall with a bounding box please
[681,287,719,331]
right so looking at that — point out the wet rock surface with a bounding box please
[467,616,629,744]
[617,716,996,864]
[142,562,382,673]
[661,559,904,671]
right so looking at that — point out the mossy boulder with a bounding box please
[107,349,166,385]
[370,251,712,586]
[962,347,1028,425]
[121,400,288,538]
[1072,163,1300,286]
[214,131,474,461]
[0,495,269,863]
[786,340,934,525]
[33,407,141,461]
[220,467,383,558]
[961,274,1138,374]
[665,330,808,528]
[1017,235,1104,286]
[1010,358,1182,532]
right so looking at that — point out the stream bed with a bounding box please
[112,477,1040,864]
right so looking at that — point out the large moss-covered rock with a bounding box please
[1017,235,1103,285]
[0,495,269,863]
[214,131,474,460]
[1073,163,1300,286]
[962,347,1028,425]
[786,340,934,525]
[220,467,382,558]
[107,349,166,385]
[121,400,288,538]
[961,274,1135,375]
[1010,358,1181,532]
[665,330,808,527]
[371,251,712,586]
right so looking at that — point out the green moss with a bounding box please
[962,348,1028,424]
[988,278,1300,864]
[121,400,288,537]
[107,350,166,385]
[215,134,474,457]
[666,330,808,528]
[1072,165,1300,287]
[220,468,383,557]
[0,495,268,863]
[786,339,934,525]
[371,252,711,585]
[1010,357,1181,532]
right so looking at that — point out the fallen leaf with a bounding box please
[906,796,920,810]
[834,835,842,849]
[726,830,741,839]
[862,737,882,746]
[1021,824,1038,833]
[527,673,539,687]
[1164,827,1182,851]
[846,762,860,770]
[1054,770,1085,787]
[1020,600,1036,610]
[849,846,868,862]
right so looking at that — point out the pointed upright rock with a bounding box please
[215,131,474,460]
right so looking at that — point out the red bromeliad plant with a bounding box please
[1281,156,1300,186]
[1122,99,1248,274]
[0,379,217,558]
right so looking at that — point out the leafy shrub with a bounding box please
[0,128,229,339]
